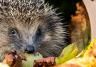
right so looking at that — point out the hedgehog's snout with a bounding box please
[25,45,35,54]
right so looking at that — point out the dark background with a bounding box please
[45,0,82,45]
[45,0,81,21]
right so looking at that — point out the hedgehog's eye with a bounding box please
[9,28,18,37]
[36,28,42,36]
[11,29,16,35]
[35,28,43,42]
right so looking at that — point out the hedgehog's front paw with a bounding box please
[34,57,55,67]
[3,51,23,67]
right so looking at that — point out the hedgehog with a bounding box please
[0,0,67,61]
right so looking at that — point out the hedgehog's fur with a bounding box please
[0,0,66,60]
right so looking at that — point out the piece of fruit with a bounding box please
[22,53,43,67]
[55,43,79,64]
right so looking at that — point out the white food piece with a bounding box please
[0,63,9,67]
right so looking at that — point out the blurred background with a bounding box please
[45,0,91,51]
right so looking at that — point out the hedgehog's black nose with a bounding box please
[25,45,35,54]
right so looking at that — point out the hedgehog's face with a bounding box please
[0,17,52,60]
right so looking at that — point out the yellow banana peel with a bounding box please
[55,39,96,67]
